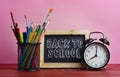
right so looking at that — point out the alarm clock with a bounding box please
[83,32,110,69]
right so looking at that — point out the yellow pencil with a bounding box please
[28,29,35,43]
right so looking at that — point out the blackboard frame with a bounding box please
[40,30,89,68]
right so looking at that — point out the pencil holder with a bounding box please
[17,43,41,71]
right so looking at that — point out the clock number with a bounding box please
[91,62,93,64]
[103,59,106,62]
[85,54,88,57]
[95,64,97,67]
[87,50,90,53]
[100,62,102,65]
[91,46,93,50]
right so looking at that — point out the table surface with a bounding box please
[0,64,120,77]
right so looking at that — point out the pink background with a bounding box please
[0,0,120,64]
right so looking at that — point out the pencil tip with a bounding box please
[49,8,53,13]
[10,11,13,14]
[24,15,26,18]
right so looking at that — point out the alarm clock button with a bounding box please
[99,38,110,45]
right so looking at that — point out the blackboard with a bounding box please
[44,35,85,63]
[40,30,89,68]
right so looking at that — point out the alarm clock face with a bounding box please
[84,42,110,69]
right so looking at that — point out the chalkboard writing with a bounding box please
[44,35,85,63]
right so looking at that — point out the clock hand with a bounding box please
[88,55,96,61]
[88,46,98,61]
[95,45,98,56]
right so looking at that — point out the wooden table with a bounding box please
[0,64,120,77]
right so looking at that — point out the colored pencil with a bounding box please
[19,32,24,43]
